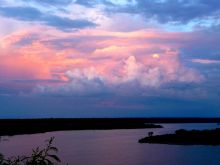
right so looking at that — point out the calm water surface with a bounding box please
[1,123,220,165]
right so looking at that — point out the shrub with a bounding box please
[0,137,61,165]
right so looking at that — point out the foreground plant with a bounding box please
[0,137,61,165]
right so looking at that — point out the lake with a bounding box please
[1,123,220,165]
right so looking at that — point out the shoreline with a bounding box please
[1,118,220,136]
[0,118,164,136]
[139,128,220,145]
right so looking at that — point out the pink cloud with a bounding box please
[0,28,204,94]
[191,59,220,64]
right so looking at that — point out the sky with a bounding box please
[0,0,220,118]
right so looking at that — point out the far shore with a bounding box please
[0,118,220,136]
[139,128,220,145]
[0,118,164,136]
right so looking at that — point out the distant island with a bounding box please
[0,118,162,136]
[139,128,220,145]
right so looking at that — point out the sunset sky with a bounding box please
[0,0,220,118]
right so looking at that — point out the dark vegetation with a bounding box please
[0,118,165,136]
[139,128,220,145]
[1,118,220,136]
[0,137,61,165]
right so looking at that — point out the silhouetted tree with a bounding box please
[148,131,154,137]
[0,137,61,165]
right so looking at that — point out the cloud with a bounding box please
[24,0,73,6]
[33,54,204,96]
[34,67,107,96]
[20,0,115,8]
[74,0,114,7]
[191,59,220,64]
[43,15,97,31]
[74,0,99,7]
[0,1,220,117]
[0,28,205,96]
[109,0,220,24]
[179,28,220,61]
[0,6,42,21]
[0,6,96,31]
[121,55,203,86]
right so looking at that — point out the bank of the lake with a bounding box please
[139,128,220,145]
[0,118,164,136]
[1,118,220,136]
[1,123,220,165]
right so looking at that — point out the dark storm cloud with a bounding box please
[0,6,96,31]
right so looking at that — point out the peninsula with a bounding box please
[139,128,220,145]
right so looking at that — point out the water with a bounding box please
[1,123,220,165]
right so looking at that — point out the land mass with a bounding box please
[1,117,220,136]
[0,118,163,136]
[139,128,220,145]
